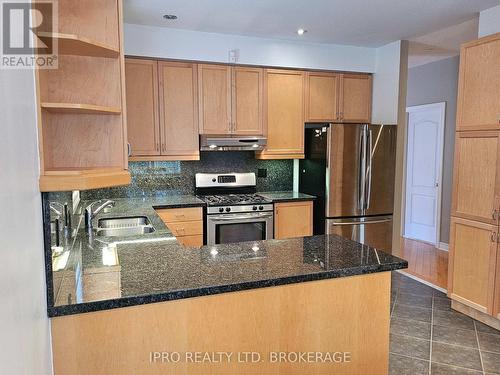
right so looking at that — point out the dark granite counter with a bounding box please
[259,191,316,202]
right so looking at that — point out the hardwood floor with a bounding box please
[400,238,448,290]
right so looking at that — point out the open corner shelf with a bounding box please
[37,32,119,58]
[41,102,121,115]
[40,168,131,192]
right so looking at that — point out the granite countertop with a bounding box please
[259,191,316,202]
[47,192,405,318]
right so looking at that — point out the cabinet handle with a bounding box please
[491,231,497,242]
[127,143,132,157]
[493,209,498,220]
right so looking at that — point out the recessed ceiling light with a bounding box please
[163,14,178,20]
[297,28,307,36]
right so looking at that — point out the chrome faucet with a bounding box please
[84,199,115,231]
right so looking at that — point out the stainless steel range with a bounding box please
[195,173,274,246]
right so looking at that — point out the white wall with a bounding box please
[0,7,53,372]
[372,41,404,124]
[124,23,376,72]
[478,5,500,37]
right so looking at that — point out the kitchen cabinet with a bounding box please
[494,251,500,319]
[451,131,500,225]
[340,74,372,123]
[274,201,313,239]
[158,61,200,160]
[305,72,340,122]
[156,207,203,247]
[456,33,500,131]
[448,217,497,314]
[124,58,160,156]
[256,69,305,159]
[304,72,372,123]
[37,0,130,191]
[198,64,264,135]
[125,59,199,161]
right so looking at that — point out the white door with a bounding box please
[404,103,445,245]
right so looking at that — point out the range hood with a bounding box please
[200,135,267,151]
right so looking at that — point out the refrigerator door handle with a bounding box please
[330,218,392,226]
[365,128,373,210]
[358,128,367,211]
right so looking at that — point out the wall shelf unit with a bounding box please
[36,0,130,192]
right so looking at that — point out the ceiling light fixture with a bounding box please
[297,28,307,36]
[163,14,178,20]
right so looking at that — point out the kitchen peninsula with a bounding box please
[46,195,407,375]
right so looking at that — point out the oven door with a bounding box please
[207,212,274,245]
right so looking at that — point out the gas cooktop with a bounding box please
[199,193,271,207]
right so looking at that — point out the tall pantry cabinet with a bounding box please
[449,32,500,328]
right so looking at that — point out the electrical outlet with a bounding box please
[258,168,267,178]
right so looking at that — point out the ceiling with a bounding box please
[123,0,500,47]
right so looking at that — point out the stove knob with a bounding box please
[259,206,264,210]
[219,207,224,213]
[225,207,231,212]
[253,206,258,211]
[212,178,216,182]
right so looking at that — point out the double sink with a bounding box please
[96,216,155,237]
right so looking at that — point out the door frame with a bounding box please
[402,102,446,245]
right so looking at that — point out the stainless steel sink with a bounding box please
[96,216,155,237]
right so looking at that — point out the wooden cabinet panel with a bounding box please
[167,221,203,237]
[274,201,313,239]
[124,58,160,156]
[451,131,500,224]
[158,61,199,160]
[305,72,340,122]
[257,69,305,159]
[494,248,500,319]
[232,67,264,135]
[457,34,500,131]
[198,64,231,134]
[340,74,372,123]
[177,235,203,248]
[156,207,203,223]
[449,217,497,314]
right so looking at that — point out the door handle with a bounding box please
[493,209,498,220]
[491,231,497,242]
[127,143,132,157]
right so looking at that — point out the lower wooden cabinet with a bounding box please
[156,207,203,247]
[274,201,313,239]
[449,216,497,314]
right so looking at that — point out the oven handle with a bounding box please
[209,213,274,221]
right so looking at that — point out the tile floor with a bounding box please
[389,271,500,375]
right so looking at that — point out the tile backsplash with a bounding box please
[81,152,294,200]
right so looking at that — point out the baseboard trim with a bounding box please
[437,242,449,251]
[395,269,447,293]
[451,300,500,330]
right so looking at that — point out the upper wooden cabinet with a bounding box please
[198,64,264,135]
[274,201,313,239]
[256,69,305,159]
[305,72,372,123]
[451,131,500,225]
[457,33,500,131]
[198,64,232,134]
[125,58,199,161]
[232,67,264,135]
[305,72,340,122]
[340,74,372,123]
[124,59,160,156]
[449,217,497,314]
[158,61,199,160]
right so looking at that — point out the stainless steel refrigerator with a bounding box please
[299,123,396,251]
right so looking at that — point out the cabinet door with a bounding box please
[457,34,500,131]
[232,67,264,135]
[305,72,340,122]
[449,217,497,314]
[124,58,160,156]
[158,62,199,160]
[198,64,231,134]
[451,131,500,225]
[257,69,305,159]
[274,201,313,239]
[494,248,500,319]
[340,74,372,123]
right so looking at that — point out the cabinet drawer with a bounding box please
[177,235,203,248]
[156,207,202,223]
[167,221,203,237]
